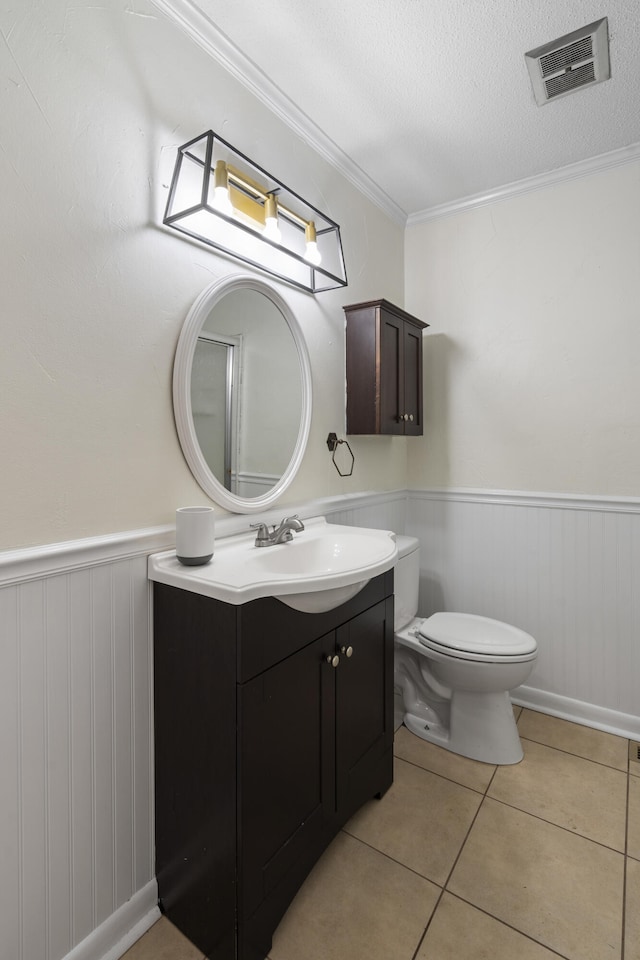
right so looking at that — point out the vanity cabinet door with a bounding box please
[335,598,394,823]
[401,320,424,436]
[238,631,336,957]
[379,310,404,436]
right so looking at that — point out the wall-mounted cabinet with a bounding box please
[344,299,429,435]
[153,573,394,960]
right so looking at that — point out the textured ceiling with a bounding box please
[183,0,640,219]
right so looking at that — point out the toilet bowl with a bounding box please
[394,536,537,765]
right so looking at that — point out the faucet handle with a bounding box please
[249,522,271,546]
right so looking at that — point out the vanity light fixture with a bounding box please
[163,131,348,294]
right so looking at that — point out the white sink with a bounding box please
[148,517,398,613]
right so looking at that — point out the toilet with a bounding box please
[394,536,537,765]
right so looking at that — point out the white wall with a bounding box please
[0,3,406,959]
[0,0,405,553]
[405,160,640,495]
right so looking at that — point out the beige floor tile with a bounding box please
[394,725,497,793]
[269,831,439,960]
[121,916,203,960]
[629,775,640,861]
[626,858,640,960]
[344,756,481,885]
[488,737,627,850]
[517,709,628,770]
[416,892,564,960]
[448,798,624,960]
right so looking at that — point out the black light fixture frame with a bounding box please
[163,131,348,295]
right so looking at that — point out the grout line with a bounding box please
[444,891,573,959]
[409,774,496,960]
[339,826,446,887]
[442,794,487,890]
[484,794,627,857]
[393,749,626,855]
[484,762,500,794]
[409,886,445,960]
[621,767,630,960]
[392,752,496,797]
[518,733,629,773]
[392,748,627,853]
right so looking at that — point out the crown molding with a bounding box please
[148,1,639,231]
[148,0,407,226]
[407,140,640,226]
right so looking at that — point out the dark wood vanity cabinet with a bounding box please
[344,299,429,436]
[153,572,394,960]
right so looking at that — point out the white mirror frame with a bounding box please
[173,274,313,514]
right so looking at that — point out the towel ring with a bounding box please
[326,432,355,477]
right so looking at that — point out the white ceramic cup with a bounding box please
[176,506,215,565]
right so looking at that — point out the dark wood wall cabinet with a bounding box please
[154,573,394,960]
[344,299,429,435]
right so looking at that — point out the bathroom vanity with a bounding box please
[152,566,394,960]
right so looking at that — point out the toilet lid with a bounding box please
[417,612,537,657]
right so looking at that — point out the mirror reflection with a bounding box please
[189,287,303,499]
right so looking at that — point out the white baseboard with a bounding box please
[62,881,160,960]
[513,685,640,741]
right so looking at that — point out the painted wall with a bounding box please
[405,160,640,496]
[0,0,405,552]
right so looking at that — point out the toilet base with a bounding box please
[403,689,523,765]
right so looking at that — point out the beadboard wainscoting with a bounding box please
[406,490,640,739]
[0,528,174,960]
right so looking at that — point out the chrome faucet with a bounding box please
[250,515,305,547]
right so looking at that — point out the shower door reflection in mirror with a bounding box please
[188,286,303,500]
[191,333,241,492]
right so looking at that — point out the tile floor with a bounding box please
[124,708,639,960]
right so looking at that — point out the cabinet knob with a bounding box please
[326,654,340,668]
[340,645,354,658]
[409,414,414,422]
[402,413,409,421]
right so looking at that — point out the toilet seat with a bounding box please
[417,612,537,662]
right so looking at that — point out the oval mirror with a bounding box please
[173,275,312,513]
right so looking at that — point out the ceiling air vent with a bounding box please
[525,18,610,106]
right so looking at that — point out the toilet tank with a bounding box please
[394,535,420,631]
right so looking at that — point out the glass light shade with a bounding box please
[263,194,282,242]
[163,131,347,294]
[212,160,234,214]
[304,222,322,265]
